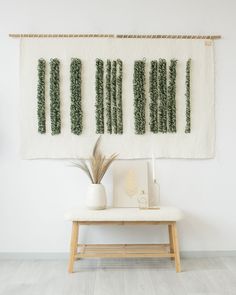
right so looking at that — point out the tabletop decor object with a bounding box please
[71,136,118,209]
[113,160,149,208]
[151,155,160,206]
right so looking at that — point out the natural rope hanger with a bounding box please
[9,34,221,39]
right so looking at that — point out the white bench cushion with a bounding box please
[65,207,183,222]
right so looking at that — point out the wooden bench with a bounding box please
[65,207,183,273]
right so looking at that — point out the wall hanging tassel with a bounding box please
[149,60,158,133]
[37,58,46,134]
[185,58,191,133]
[105,60,112,134]
[111,60,118,134]
[70,58,83,135]
[116,59,123,134]
[133,60,146,134]
[95,58,104,134]
[158,59,167,133]
[50,58,61,135]
[167,59,177,133]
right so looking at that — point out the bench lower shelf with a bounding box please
[68,221,181,273]
[76,243,174,259]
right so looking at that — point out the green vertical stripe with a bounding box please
[105,60,112,134]
[95,59,104,134]
[37,58,46,134]
[167,59,177,133]
[50,58,61,135]
[149,60,158,133]
[185,58,191,133]
[111,60,117,134]
[70,58,83,135]
[134,60,146,134]
[158,59,167,133]
[116,59,123,134]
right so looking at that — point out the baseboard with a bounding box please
[0,252,69,260]
[181,250,236,258]
[0,251,235,260]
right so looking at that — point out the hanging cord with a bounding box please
[9,34,221,40]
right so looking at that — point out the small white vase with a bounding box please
[86,183,107,210]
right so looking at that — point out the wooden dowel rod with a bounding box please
[8,33,221,40]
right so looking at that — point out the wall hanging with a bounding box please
[16,34,219,159]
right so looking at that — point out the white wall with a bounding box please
[0,0,236,253]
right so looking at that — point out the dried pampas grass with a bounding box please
[71,136,118,184]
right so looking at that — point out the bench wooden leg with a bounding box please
[168,224,174,261]
[171,222,181,272]
[68,221,79,273]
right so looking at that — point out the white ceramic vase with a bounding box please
[86,183,107,210]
